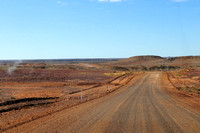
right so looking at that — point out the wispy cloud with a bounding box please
[172,0,190,2]
[57,1,68,6]
[96,0,122,2]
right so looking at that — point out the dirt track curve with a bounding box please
[3,72,200,133]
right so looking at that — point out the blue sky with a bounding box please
[0,0,200,59]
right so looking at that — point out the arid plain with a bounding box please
[0,56,200,133]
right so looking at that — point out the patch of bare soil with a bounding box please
[2,72,200,133]
[0,69,143,131]
[167,68,200,97]
[161,72,200,111]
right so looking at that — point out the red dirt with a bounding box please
[2,72,200,133]
[0,69,142,131]
[162,72,200,112]
[167,68,200,97]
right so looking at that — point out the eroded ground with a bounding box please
[2,72,200,133]
[167,68,200,97]
[0,64,142,131]
[0,61,199,132]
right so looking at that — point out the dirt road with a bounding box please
[3,72,200,133]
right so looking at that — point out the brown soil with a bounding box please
[1,72,200,133]
[0,70,142,131]
[102,55,200,69]
[167,68,200,97]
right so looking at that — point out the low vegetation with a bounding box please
[149,66,180,71]
[104,72,126,76]
[168,68,200,96]
[112,66,130,71]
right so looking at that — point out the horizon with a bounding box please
[0,0,200,59]
[0,55,200,61]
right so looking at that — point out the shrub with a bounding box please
[141,66,148,71]
[131,67,139,71]
[168,66,180,70]
[112,66,129,71]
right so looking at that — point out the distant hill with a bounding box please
[0,58,123,64]
[103,55,200,69]
[163,56,200,67]
[1,56,199,70]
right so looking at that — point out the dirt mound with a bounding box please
[117,55,163,63]
[104,55,164,68]
[129,55,163,60]
[177,56,200,60]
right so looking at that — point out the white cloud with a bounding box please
[172,0,190,2]
[97,0,122,2]
[110,0,122,2]
[57,1,68,6]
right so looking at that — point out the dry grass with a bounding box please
[104,72,126,76]
[168,68,200,96]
